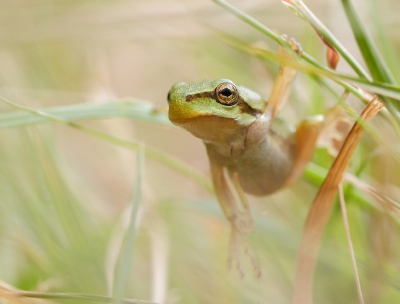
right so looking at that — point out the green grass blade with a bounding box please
[0,100,170,129]
[211,0,280,44]
[216,34,400,103]
[211,2,387,99]
[341,0,400,117]
[212,0,400,122]
[0,97,213,192]
[211,0,307,57]
[341,0,395,84]
[112,145,145,302]
[288,0,370,80]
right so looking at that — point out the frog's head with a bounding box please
[167,79,265,143]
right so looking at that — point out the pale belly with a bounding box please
[206,133,295,196]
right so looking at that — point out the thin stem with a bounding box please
[338,184,365,304]
[290,0,370,80]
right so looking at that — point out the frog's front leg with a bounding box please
[266,37,302,125]
[209,162,254,234]
[209,162,256,275]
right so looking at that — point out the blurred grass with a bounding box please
[0,0,399,304]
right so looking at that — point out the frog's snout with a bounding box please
[167,82,187,104]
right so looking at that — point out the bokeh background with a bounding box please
[0,0,399,303]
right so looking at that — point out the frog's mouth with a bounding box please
[169,114,252,144]
[168,105,259,130]
[168,110,213,125]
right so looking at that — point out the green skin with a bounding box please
[167,79,295,196]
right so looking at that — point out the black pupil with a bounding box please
[220,88,232,97]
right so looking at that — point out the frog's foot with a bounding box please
[318,105,352,156]
[227,213,261,278]
[281,34,303,56]
[285,105,351,188]
[209,165,261,277]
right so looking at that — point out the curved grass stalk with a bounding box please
[0,97,213,193]
[293,97,384,304]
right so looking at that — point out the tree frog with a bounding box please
[167,42,326,266]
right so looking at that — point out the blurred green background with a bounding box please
[0,0,399,303]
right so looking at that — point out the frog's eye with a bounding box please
[215,82,238,106]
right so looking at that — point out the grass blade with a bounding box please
[341,0,400,116]
[341,0,395,84]
[112,144,145,302]
[293,97,384,304]
[338,184,365,304]
[0,97,212,192]
[288,0,370,80]
[0,100,170,129]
